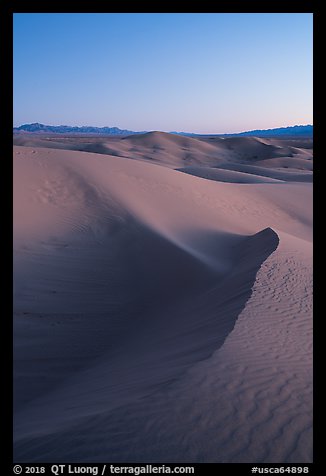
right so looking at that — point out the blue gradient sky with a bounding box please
[13,13,313,134]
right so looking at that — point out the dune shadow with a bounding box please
[14,224,279,462]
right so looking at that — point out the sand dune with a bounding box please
[13,135,312,462]
[215,162,313,182]
[13,132,313,177]
[177,166,283,183]
[254,156,313,170]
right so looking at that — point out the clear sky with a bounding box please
[13,13,313,134]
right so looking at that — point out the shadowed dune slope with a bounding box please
[14,227,279,462]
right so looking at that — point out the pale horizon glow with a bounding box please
[13,13,313,134]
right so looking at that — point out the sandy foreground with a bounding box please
[13,132,313,462]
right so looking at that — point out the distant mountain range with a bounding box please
[177,125,313,138]
[230,125,313,137]
[13,123,313,138]
[13,123,144,135]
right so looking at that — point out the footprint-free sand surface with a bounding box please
[13,132,313,462]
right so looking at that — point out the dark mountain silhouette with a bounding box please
[233,125,313,137]
[13,123,144,135]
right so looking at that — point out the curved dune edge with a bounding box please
[14,228,279,462]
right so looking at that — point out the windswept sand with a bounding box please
[13,133,312,462]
